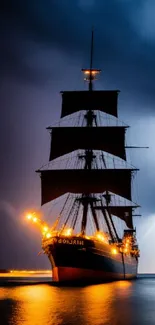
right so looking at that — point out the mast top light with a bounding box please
[81,29,101,90]
[81,69,101,82]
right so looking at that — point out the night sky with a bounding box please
[0,0,155,272]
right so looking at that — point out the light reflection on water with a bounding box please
[0,279,155,325]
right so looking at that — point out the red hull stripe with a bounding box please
[52,267,136,282]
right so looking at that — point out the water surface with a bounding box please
[0,276,155,325]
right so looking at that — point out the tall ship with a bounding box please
[27,31,141,283]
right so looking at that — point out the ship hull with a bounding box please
[43,236,138,284]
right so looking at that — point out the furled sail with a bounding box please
[49,126,127,161]
[37,169,135,205]
[61,90,119,118]
[94,206,136,229]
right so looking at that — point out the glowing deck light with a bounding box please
[97,234,104,241]
[63,228,72,236]
[26,213,33,220]
[66,228,72,236]
[111,248,118,255]
[43,226,48,232]
[33,217,38,223]
[46,233,51,239]
[96,232,105,242]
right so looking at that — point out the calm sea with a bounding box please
[0,275,155,325]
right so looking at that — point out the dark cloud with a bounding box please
[1,0,155,108]
[0,0,155,271]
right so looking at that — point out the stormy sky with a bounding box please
[0,0,155,272]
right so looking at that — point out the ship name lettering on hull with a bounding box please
[45,238,84,245]
[58,239,84,245]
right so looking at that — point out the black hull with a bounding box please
[43,236,138,284]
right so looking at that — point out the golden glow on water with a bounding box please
[0,280,134,325]
[0,270,51,277]
[82,281,133,324]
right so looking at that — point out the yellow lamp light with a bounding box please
[43,226,48,232]
[96,232,105,242]
[26,213,33,220]
[46,233,51,239]
[111,248,118,255]
[64,228,72,236]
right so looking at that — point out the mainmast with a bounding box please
[80,29,101,235]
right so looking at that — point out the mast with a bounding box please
[89,28,93,91]
[84,30,94,168]
[82,28,101,171]
[80,29,99,235]
[81,30,119,239]
[82,29,101,93]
